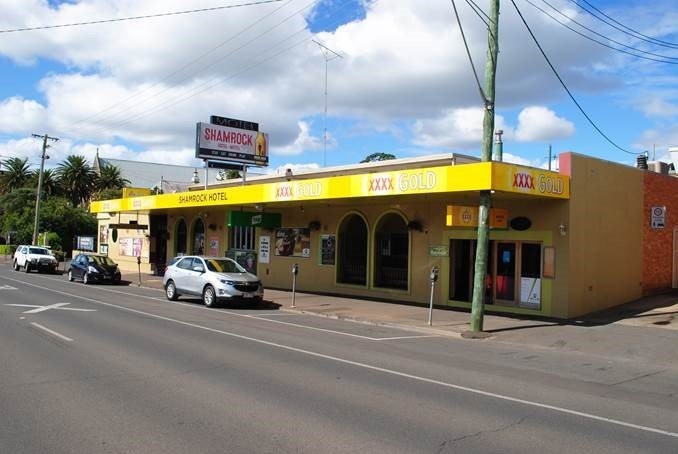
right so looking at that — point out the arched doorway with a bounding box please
[192,218,205,255]
[374,213,408,290]
[175,219,187,255]
[337,213,368,285]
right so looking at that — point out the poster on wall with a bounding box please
[274,228,310,257]
[99,225,108,244]
[118,237,145,257]
[259,236,270,264]
[320,234,335,265]
[209,237,219,256]
[520,278,541,309]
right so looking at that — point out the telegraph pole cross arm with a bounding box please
[31,133,59,246]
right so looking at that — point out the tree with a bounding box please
[91,187,123,201]
[0,189,36,244]
[56,155,95,206]
[96,163,129,191]
[28,168,61,197]
[360,153,396,163]
[0,157,31,193]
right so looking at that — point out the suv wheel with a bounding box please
[202,285,217,308]
[83,273,89,285]
[68,270,74,282]
[24,263,30,273]
[13,260,19,271]
[165,280,178,301]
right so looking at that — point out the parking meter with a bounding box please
[136,256,142,287]
[428,266,439,326]
[430,266,439,282]
[291,264,299,307]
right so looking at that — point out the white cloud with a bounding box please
[0,0,670,164]
[0,97,47,134]
[514,107,575,142]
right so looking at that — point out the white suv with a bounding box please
[13,245,58,273]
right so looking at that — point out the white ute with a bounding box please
[13,245,58,273]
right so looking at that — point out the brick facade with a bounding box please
[643,172,678,294]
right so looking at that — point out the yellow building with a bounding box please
[91,152,678,319]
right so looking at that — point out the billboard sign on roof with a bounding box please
[196,122,269,167]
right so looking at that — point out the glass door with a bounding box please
[495,242,516,303]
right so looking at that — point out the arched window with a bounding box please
[175,219,187,255]
[192,218,205,255]
[374,213,408,290]
[337,213,368,285]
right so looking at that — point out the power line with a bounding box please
[79,0,322,137]
[525,0,678,64]
[0,0,283,34]
[509,0,640,156]
[78,0,354,136]
[450,0,488,105]
[566,0,678,49]
[70,0,298,129]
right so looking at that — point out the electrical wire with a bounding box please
[77,0,353,136]
[0,0,283,34]
[527,0,678,64]
[70,0,299,129]
[510,0,640,155]
[450,0,488,105]
[567,0,678,49]
[464,0,490,27]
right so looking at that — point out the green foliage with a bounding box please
[91,187,123,201]
[0,188,36,244]
[97,164,130,190]
[56,155,95,206]
[0,156,31,193]
[360,152,396,163]
[0,245,17,255]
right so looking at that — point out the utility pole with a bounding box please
[31,133,59,245]
[313,40,343,167]
[493,129,504,161]
[547,144,552,170]
[470,0,500,333]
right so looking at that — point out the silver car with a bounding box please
[163,256,263,307]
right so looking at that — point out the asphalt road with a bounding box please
[1,265,677,453]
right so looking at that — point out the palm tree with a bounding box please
[28,168,61,197]
[56,155,95,206]
[96,164,129,191]
[0,157,31,193]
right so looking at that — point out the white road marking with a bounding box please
[3,275,678,439]
[0,284,17,290]
[5,302,97,314]
[24,275,433,341]
[30,322,73,342]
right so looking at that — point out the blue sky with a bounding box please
[0,0,676,175]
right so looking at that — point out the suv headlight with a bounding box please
[88,265,99,273]
[30,258,38,263]
[219,279,236,285]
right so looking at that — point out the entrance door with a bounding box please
[495,242,516,303]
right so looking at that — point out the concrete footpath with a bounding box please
[120,270,678,368]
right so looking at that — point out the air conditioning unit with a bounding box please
[648,161,670,175]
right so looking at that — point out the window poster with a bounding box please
[274,228,311,257]
[259,236,270,264]
[320,234,336,265]
[520,278,541,309]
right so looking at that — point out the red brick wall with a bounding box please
[643,172,678,294]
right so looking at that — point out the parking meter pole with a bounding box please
[291,263,299,308]
[428,266,438,326]
[137,256,141,287]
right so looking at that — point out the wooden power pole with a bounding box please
[470,0,500,332]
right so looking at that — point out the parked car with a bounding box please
[68,253,121,284]
[163,256,263,307]
[13,245,58,273]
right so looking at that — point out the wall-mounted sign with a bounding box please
[196,122,268,166]
[651,206,666,229]
[274,228,310,257]
[228,211,281,228]
[259,236,270,264]
[510,216,532,231]
[446,206,509,229]
[428,245,449,257]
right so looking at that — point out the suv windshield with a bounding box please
[29,247,50,255]
[205,259,245,273]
